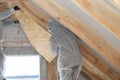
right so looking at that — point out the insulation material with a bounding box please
[0,6,17,80]
[0,7,15,20]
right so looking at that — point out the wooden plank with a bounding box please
[83,59,111,80]
[14,10,56,62]
[0,2,8,12]
[109,0,120,9]
[78,39,120,80]
[54,0,120,55]
[48,60,56,80]
[82,67,102,80]
[30,0,120,69]
[40,56,56,80]
[73,0,120,39]
[12,1,49,30]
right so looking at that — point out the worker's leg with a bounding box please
[73,65,83,80]
[59,68,73,80]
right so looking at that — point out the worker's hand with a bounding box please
[13,6,20,11]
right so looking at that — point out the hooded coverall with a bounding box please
[48,19,83,80]
[0,6,19,80]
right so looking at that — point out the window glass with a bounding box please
[4,56,40,80]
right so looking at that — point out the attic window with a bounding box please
[3,56,40,80]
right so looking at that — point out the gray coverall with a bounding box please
[0,7,17,80]
[48,19,83,80]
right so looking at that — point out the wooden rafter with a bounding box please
[73,0,120,39]
[78,40,120,79]
[109,0,120,9]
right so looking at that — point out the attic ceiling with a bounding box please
[0,0,120,80]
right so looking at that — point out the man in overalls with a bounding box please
[48,19,83,80]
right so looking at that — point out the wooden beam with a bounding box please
[73,0,120,39]
[14,10,56,62]
[54,0,120,58]
[48,60,56,80]
[12,1,49,30]
[78,39,120,80]
[0,2,9,12]
[30,0,120,69]
[83,59,111,80]
[109,0,120,9]
[82,66,102,80]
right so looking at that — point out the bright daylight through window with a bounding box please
[4,56,40,80]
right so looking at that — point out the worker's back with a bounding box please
[48,20,83,70]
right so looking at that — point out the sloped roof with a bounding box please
[0,0,120,80]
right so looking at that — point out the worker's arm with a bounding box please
[0,6,20,20]
[50,36,59,54]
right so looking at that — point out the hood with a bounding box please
[47,19,64,34]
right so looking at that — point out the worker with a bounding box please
[48,19,83,80]
[0,6,20,80]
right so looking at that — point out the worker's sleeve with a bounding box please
[0,8,16,20]
[50,36,59,54]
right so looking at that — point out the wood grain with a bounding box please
[14,10,56,62]
[73,0,120,39]
[30,0,120,68]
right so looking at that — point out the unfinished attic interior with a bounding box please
[0,0,120,80]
